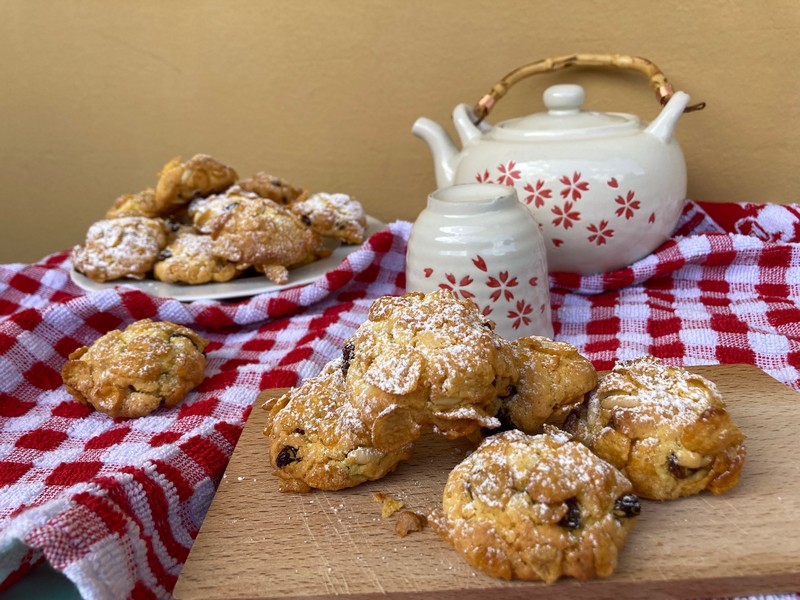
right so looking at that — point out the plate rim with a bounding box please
[69,215,385,302]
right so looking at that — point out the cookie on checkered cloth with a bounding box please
[430,428,640,583]
[263,358,413,493]
[61,319,208,418]
[498,336,598,433]
[563,356,746,500]
[342,289,518,452]
[71,216,169,282]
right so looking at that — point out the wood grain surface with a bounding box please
[174,364,800,599]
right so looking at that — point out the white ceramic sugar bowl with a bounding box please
[406,183,553,340]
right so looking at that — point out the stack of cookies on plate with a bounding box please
[71,154,368,286]
[262,289,747,584]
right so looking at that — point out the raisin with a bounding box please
[485,406,515,434]
[301,215,312,227]
[613,494,641,518]
[158,249,172,260]
[223,201,240,211]
[293,428,305,435]
[667,453,692,479]
[341,340,355,376]
[169,332,203,351]
[558,498,581,529]
[276,446,300,468]
[561,410,580,431]
[499,384,517,399]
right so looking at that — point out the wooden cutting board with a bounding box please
[174,364,800,599]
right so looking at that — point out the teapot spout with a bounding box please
[645,91,691,144]
[412,117,459,188]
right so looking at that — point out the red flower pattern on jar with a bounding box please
[508,299,533,330]
[486,271,518,302]
[472,255,488,272]
[438,273,475,299]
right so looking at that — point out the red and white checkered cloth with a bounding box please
[1,201,799,599]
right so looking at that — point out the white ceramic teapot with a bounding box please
[413,54,704,274]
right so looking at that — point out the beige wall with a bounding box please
[1,0,798,264]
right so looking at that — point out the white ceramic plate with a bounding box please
[70,215,384,301]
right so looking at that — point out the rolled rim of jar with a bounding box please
[427,183,518,214]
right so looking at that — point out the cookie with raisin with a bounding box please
[263,358,413,492]
[238,171,308,205]
[498,336,598,433]
[563,356,746,500]
[61,319,208,418]
[432,428,639,583]
[289,192,368,245]
[189,186,330,285]
[154,154,238,214]
[343,290,518,452]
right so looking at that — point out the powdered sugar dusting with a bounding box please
[71,217,168,281]
[265,358,365,443]
[296,192,365,221]
[167,231,213,257]
[462,430,618,503]
[439,429,635,581]
[597,356,723,427]
[364,350,422,394]
[354,290,504,396]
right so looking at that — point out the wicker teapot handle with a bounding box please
[473,53,706,123]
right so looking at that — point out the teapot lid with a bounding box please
[491,84,640,140]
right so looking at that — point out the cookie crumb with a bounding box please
[395,510,427,537]
[373,492,404,518]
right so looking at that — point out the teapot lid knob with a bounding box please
[543,84,585,114]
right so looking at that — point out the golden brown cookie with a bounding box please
[154,154,238,214]
[189,187,330,285]
[432,428,640,583]
[61,319,208,418]
[105,188,162,218]
[289,192,368,245]
[238,171,308,205]
[499,336,597,433]
[153,229,238,284]
[263,359,413,492]
[71,216,169,282]
[563,356,746,500]
[343,290,518,452]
